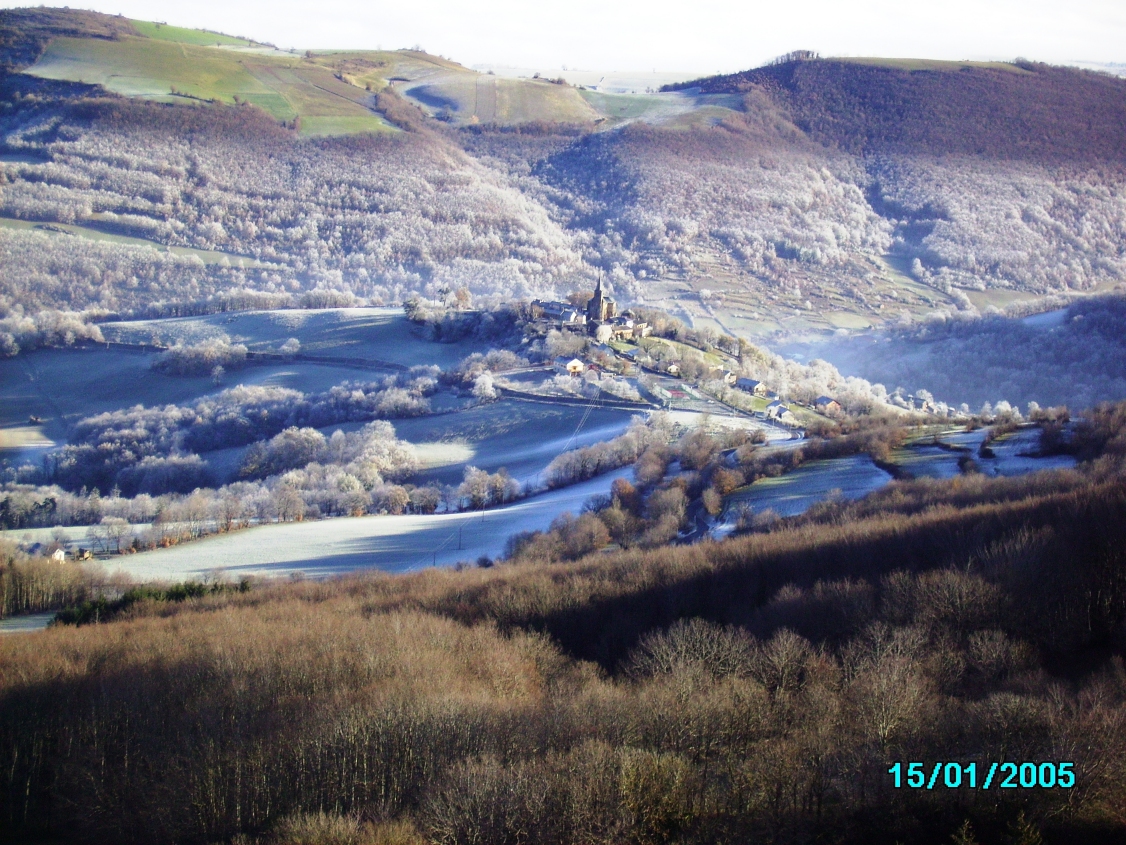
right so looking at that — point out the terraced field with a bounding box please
[23,24,611,132]
[26,34,393,134]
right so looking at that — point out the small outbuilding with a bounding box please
[815,396,842,415]
[566,358,585,376]
[766,400,796,424]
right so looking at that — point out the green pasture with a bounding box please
[26,35,391,134]
[130,20,255,47]
[580,90,666,121]
[298,115,392,135]
[29,36,271,101]
[832,57,1031,74]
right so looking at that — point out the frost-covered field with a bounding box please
[716,426,1078,536]
[397,403,640,486]
[664,410,790,441]
[105,468,631,582]
[719,455,892,528]
[892,427,1075,479]
[101,308,487,368]
[889,444,964,479]
[973,428,1077,476]
[0,344,403,446]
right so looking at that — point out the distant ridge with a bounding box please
[665,57,1126,162]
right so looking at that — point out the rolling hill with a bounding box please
[664,55,1126,162]
[1,8,1125,367]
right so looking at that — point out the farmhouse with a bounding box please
[565,358,585,376]
[815,396,842,415]
[735,378,767,397]
[766,400,796,424]
[51,548,67,563]
[721,370,738,385]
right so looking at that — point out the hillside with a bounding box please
[1,10,1125,389]
[3,428,1126,843]
[665,56,1126,162]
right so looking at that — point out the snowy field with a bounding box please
[974,427,1077,476]
[104,468,631,583]
[891,427,1076,479]
[718,455,892,530]
[665,410,791,441]
[100,307,487,368]
[715,425,1078,536]
[393,401,641,486]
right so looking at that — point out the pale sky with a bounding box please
[5,0,1125,73]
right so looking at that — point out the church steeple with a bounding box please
[586,273,614,323]
[587,274,603,323]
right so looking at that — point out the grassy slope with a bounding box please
[399,70,598,125]
[25,33,393,133]
[833,57,1031,73]
[21,18,603,132]
[31,35,279,101]
[129,20,256,47]
[0,7,137,70]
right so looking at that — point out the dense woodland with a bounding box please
[1,405,1125,844]
[667,58,1126,162]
